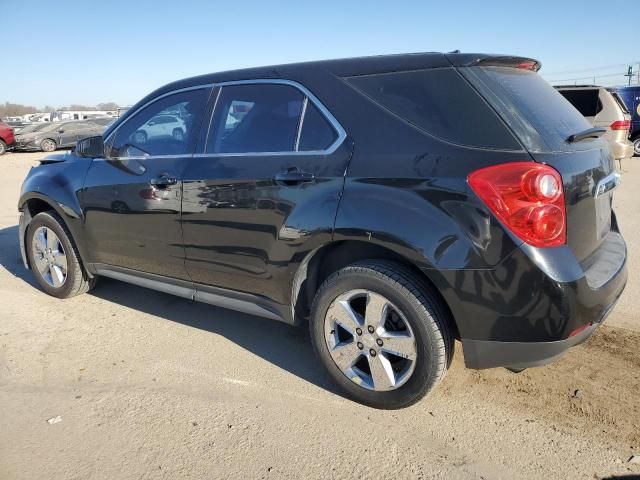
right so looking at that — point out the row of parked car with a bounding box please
[0,117,114,155]
[0,112,193,156]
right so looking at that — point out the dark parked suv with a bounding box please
[18,53,627,409]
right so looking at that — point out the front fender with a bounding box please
[18,158,93,267]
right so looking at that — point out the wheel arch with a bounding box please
[19,193,92,276]
[291,239,460,339]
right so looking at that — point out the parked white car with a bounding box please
[133,115,186,144]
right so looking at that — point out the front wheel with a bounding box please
[310,260,453,409]
[40,139,56,152]
[0,139,6,155]
[26,211,96,298]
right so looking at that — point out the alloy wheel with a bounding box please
[324,289,417,391]
[41,140,55,152]
[634,138,640,157]
[31,226,68,288]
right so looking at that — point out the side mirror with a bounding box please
[76,136,105,158]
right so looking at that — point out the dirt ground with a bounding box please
[1,151,639,480]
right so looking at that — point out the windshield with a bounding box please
[17,123,50,134]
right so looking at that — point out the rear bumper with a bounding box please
[609,138,634,160]
[462,287,622,370]
[434,230,627,370]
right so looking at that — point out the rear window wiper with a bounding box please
[567,127,607,143]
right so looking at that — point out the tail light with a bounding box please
[610,120,630,131]
[468,162,566,248]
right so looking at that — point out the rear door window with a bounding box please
[346,68,521,150]
[462,67,593,152]
[557,89,601,117]
[298,101,338,151]
[207,84,304,154]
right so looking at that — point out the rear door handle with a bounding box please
[274,168,315,185]
[150,174,178,187]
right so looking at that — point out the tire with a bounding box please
[26,211,96,299]
[40,139,56,152]
[310,260,454,409]
[0,139,6,155]
[633,136,640,157]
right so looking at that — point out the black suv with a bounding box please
[18,53,627,409]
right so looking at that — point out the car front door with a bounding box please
[57,123,80,147]
[80,87,211,279]
[181,81,351,306]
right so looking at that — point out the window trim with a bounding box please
[105,80,346,161]
[200,79,345,157]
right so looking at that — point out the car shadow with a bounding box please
[0,224,340,397]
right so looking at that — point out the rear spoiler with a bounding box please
[446,53,541,72]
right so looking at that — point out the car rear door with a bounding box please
[80,87,211,279]
[181,81,351,306]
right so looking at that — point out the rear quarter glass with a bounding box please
[346,67,521,150]
[461,66,594,153]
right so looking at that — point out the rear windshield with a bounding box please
[346,68,521,150]
[462,66,592,152]
[557,89,602,117]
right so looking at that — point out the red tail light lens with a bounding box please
[468,162,566,247]
[610,120,630,130]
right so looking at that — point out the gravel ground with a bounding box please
[1,151,639,480]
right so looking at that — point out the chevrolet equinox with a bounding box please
[18,53,627,409]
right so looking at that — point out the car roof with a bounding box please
[148,52,539,98]
[106,52,539,139]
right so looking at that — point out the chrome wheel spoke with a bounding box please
[367,353,396,390]
[328,299,362,335]
[379,332,416,360]
[330,341,362,372]
[364,292,389,330]
[45,228,59,250]
[53,252,68,271]
[34,229,47,253]
[33,255,49,275]
[50,265,65,287]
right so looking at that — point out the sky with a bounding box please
[2,0,638,108]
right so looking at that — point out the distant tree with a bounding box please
[43,105,56,113]
[66,104,96,111]
[96,102,119,111]
[0,102,37,117]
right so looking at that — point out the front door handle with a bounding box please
[150,174,178,188]
[274,167,315,185]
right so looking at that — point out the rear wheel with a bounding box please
[0,140,6,155]
[633,136,640,157]
[40,139,56,152]
[26,211,96,298]
[310,260,453,409]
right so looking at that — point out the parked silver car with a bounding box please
[13,119,111,152]
[556,85,634,162]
